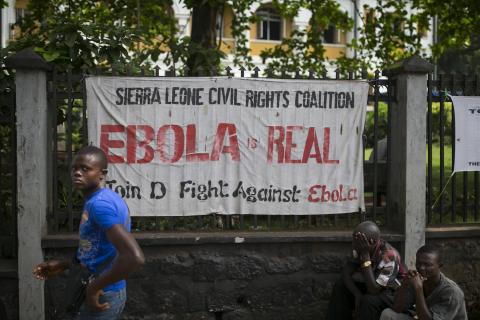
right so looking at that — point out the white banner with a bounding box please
[86,77,368,216]
[450,96,480,173]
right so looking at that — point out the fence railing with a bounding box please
[0,76,17,258]
[427,73,480,225]
[46,65,393,234]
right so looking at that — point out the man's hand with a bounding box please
[409,271,424,291]
[33,260,69,280]
[353,232,371,260]
[407,269,418,278]
[85,282,110,311]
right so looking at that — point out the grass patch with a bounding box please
[428,144,479,224]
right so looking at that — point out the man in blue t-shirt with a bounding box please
[34,146,145,319]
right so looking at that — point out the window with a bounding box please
[323,24,339,44]
[256,7,282,41]
[364,8,375,27]
[417,23,428,38]
[391,15,404,34]
[15,8,28,24]
[216,10,224,38]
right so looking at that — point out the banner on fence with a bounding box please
[450,96,480,173]
[86,76,368,216]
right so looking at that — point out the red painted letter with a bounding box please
[267,126,285,163]
[285,126,303,163]
[323,127,339,164]
[126,125,154,163]
[100,124,125,163]
[186,124,209,162]
[302,127,323,163]
[211,123,240,161]
[157,125,184,163]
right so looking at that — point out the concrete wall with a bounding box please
[37,232,479,320]
[0,277,18,320]
[428,230,480,318]
[45,241,351,320]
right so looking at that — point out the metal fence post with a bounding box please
[384,55,433,268]
[6,48,51,320]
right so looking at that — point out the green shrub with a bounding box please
[364,102,388,148]
[363,101,454,147]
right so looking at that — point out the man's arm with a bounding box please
[355,233,381,294]
[413,289,432,320]
[342,261,363,297]
[33,259,72,280]
[392,274,412,313]
[358,259,381,294]
[392,284,409,313]
[410,274,432,320]
[86,224,145,310]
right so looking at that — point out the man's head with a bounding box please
[416,245,443,281]
[353,220,380,243]
[351,221,381,255]
[71,146,108,194]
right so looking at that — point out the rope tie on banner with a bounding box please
[430,172,455,211]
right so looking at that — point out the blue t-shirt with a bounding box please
[76,188,131,292]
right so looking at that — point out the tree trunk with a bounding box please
[186,2,221,75]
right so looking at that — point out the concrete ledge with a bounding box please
[42,230,405,248]
[41,225,480,249]
[0,259,18,279]
[426,226,480,239]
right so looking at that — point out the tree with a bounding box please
[6,0,259,74]
[260,0,352,75]
[261,0,430,74]
[5,0,480,75]
[178,0,256,74]
[8,0,177,71]
[341,0,428,71]
[413,0,480,73]
[260,0,480,74]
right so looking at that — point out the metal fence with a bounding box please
[0,75,17,258]
[46,66,392,233]
[3,64,479,238]
[427,73,480,225]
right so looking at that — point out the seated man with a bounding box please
[380,245,467,320]
[326,221,406,320]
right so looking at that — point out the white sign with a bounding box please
[86,77,368,216]
[450,96,480,172]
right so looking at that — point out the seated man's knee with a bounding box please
[379,308,411,320]
[359,293,386,317]
[380,308,397,320]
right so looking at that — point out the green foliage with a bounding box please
[11,0,178,71]
[430,102,453,144]
[340,0,426,71]
[363,101,454,149]
[230,0,256,68]
[430,0,480,74]
[413,0,480,58]
[3,0,480,75]
[180,0,256,73]
[364,102,388,148]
